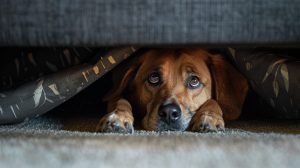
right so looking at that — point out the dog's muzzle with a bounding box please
[157,103,183,131]
[158,103,181,122]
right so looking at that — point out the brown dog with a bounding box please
[96,48,248,133]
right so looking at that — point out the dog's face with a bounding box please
[131,49,215,131]
[107,48,248,131]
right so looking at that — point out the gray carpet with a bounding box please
[1,114,300,168]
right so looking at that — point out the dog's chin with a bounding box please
[142,114,192,131]
[156,120,189,131]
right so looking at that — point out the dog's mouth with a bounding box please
[156,113,193,131]
[156,119,186,131]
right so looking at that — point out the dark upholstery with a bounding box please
[1,0,300,46]
[0,1,299,123]
[227,48,300,119]
[0,47,137,124]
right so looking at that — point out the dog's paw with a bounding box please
[189,112,225,133]
[96,111,134,134]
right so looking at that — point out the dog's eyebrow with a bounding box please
[142,67,162,81]
[183,64,199,74]
[152,67,161,72]
[187,72,200,76]
[147,67,161,75]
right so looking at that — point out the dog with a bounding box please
[96,48,248,133]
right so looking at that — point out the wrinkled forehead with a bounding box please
[139,49,210,75]
[140,49,175,69]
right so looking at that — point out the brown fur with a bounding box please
[96,48,248,133]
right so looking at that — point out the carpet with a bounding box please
[1,113,300,168]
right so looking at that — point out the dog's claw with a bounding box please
[96,112,134,134]
[199,123,216,132]
[190,114,224,133]
[216,124,225,132]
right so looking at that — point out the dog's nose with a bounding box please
[158,103,181,122]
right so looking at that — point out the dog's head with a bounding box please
[106,49,248,131]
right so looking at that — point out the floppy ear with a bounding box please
[209,54,248,120]
[103,56,142,103]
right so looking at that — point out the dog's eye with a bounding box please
[147,72,161,86]
[187,76,202,89]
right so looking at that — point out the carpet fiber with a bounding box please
[1,114,300,168]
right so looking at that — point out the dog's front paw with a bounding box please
[96,111,134,133]
[189,112,225,133]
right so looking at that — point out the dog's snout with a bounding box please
[158,103,181,122]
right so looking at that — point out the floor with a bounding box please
[1,112,300,168]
